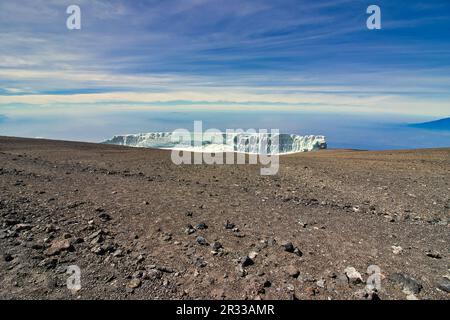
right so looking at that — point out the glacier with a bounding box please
[102,132,327,154]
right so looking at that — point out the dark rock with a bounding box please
[196,236,208,246]
[193,256,207,268]
[426,251,442,259]
[195,222,208,230]
[31,243,44,250]
[184,224,196,235]
[241,256,254,267]
[14,224,33,232]
[90,234,104,245]
[224,220,235,229]
[211,242,223,251]
[91,246,105,255]
[281,241,295,253]
[389,273,422,294]
[98,212,112,222]
[4,253,13,262]
[38,257,57,269]
[437,278,450,293]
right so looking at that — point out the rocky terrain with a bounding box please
[0,136,449,300]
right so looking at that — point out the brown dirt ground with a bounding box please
[0,136,449,300]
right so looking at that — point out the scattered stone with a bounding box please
[391,245,403,255]
[426,251,442,259]
[145,269,163,280]
[211,242,223,251]
[14,224,33,232]
[44,238,73,256]
[184,224,196,235]
[196,236,208,246]
[3,253,13,262]
[248,251,258,260]
[195,222,208,230]
[45,224,57,233]
[293,248,303,257]
[224,220,235,229]
[90,234,104,245]
[241,256,254,267]
[112,249,123,257]
[135,254,145,263]
[281,241,295,253]
[389,273,422,294]
[91,246,105,255]
[316,279,325,288]
[127,279,141,289]
[38,257,57,269]
[437,277,450,293]
[87,229,104,240]
[156,266,175,273]
[236,265,247,277]
[193,256,207,268]
[344,267,363,284]
[98,212,111,222]
[298,221,307,228]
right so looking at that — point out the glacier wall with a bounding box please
[102,132,327,154]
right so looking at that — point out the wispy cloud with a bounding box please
[1,0,450,117]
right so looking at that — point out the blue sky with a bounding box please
[0,0,450,117]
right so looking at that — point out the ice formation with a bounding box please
[102,132,327,154]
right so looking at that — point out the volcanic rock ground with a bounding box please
[0,136,449,300]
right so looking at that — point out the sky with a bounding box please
[0,0,450,119]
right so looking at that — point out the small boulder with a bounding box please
[44,238,73,256]
[196,236,208,246]
[426,251,442,259]
[281,241,295,253]
[195,222,208,230]
[344,267,363,284]
[224,220,235,229]
[127,278,141,289]
[241,256,254,267]
[392,246,403,255]
[437,277,450,293]
[389,272,422,294]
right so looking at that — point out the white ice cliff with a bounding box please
[102,132,327,154]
